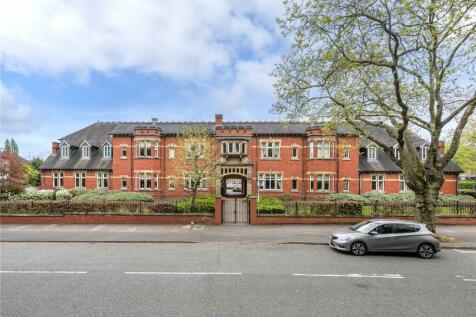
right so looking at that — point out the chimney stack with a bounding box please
[437,140,445,156]
[52,142,60,155]
[215,114,223,126]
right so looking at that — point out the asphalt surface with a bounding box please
[1,242,475,317]
[1,224,476,248]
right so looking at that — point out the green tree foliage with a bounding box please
[4,139,11,153]
[10,139,19,155]
[272,0,476,232]
[23,164,41,186]
[451,120,476,174]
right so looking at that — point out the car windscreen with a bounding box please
[349,221,377,233]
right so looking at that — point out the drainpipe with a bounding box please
[130,135,134,192]
[336,136,339,193]
[161,136,166,199]
[302,135,306,201]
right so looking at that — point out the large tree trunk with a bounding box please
[414,185,440,233]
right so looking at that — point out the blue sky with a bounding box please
[0,0,288,159]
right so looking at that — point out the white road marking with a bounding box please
[293,273,405,279]
[453,249,476,254]
[5,225,32,231]
[463,279,476,282]
[124,272,243,275]
[89,225,106,232]
[0,270,87,274]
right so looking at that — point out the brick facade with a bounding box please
[40,115,460,197]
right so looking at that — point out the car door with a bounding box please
[391,223,421,251]
[366,223,396,251]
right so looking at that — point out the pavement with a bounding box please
[1,242,475,316]
[1,224,476,248]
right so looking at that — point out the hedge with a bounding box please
[459,180,476,190]
[72,190,154,202]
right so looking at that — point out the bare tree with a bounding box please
[273,0,476,231]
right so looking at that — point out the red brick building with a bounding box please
[40,115,462,198]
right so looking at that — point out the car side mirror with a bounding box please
[369,230,378,235]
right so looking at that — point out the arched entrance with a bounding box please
[221,174,247,198]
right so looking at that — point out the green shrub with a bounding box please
[281,195,293,202]
[72,190,153,202]
[56,189,72,200]
[175,195,215,213]
[361,192,415,202]
[13,187,55,201]
[438,194,475,202]
[257,196,285,214]
[459,180,476,190]
[326,193,367,202]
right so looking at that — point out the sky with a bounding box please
[0,0,288,159]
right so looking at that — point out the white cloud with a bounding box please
[0,81,33,133]
[209,57,279,119]
[0,0,283,81]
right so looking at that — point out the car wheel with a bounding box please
[418,243,435,259]
[350,241,367,256]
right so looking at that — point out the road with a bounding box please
[2,224,475,247]
[1,242,475,317]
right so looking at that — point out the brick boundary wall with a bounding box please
[1,214,474,225]
[0,214,215,225]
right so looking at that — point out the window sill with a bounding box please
[308,158,333,160]
[120,157,127,160]
[291,158,299,160]
[259,190,283,192]
[260,158,281,160]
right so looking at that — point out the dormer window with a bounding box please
[367,145,377,160]
[421,146,428,161]
[393,145,400,160]
[60,144,69,159]
[103,144,112,159]
[81,142,91,159]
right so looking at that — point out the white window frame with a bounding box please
[139,173,152,190]
[291,178,298,192]
[317,141,331,159]
[343,178,350,192]
[317,174,331,192]
[121,177,127,190]
[260,141,281,159]
[169,177,175,190]
[399,175,411,193]
[81,144,91,160]
[221,141,247,155]
[257,173,283,191]
[185,142,205,160]
[309,175,314,192]
[60,143,70,159]
[154,173,159,190]
[96,172,109,189]
[393,145,400,160]
[53,171,64,188]
[291,145,298,160]
[184,174,207,190]
[421,146,429,161]
[343,147,350,160]
[309,142,314,159]
[74,172,86,189]
[154,142,159,158]
[367,145,377,160]
[103,143,112,159]
[169,145,175,159]
[121,146,127,159]
[139,141,152,158]
[371,175,385,192]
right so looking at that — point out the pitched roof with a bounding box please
[40,120,463,173]
[41,146,112,170]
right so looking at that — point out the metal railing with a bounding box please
[257,200,476,217]
[0,200,215,215]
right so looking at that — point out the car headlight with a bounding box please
[336,236,350,242]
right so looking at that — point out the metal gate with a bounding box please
[222,198,249,224]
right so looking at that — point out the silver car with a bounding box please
[329,219,440,259]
